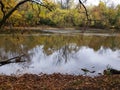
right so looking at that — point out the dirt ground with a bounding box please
[0,74,120,90]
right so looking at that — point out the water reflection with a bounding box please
[0,34,120,76]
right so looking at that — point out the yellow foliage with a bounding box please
[12,11,22,19]
[2,0,16,12]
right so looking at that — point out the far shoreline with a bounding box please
[0,26,119,34]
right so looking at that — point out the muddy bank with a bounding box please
[0,74,120,90]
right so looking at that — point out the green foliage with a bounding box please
[39,17,56,26]
[26,12,33,21]
[42,8,85,27]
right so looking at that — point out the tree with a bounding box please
[0,0,88,29]
[90,1,108,28]
[0,0,30,28]
[63,0,74,9]
[115,5,120,28]
[79,0,89,21]
[0,0,54,28]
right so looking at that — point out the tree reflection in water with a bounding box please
[0,34,120,76]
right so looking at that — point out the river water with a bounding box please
[0,30,120,76]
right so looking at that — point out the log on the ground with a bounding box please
[104,68,120,75]
[109,69,120,74]
[0,54,26,66]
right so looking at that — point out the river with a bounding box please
[0,30,120,76]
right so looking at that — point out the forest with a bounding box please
[0,0,120,29]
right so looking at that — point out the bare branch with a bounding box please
[0,54,26,66]
[0,1,5,17]
[79,0,89,21]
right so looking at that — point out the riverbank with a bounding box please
[3,26,117,31]
[0,74,120,90]
[0,26,119,34]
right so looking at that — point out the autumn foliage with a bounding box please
[0,0,120,29]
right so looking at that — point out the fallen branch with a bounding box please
[0,54,26,66]
[104,68,120,75]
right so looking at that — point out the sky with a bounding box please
[54,0,120,7]
[82,0,120,6]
